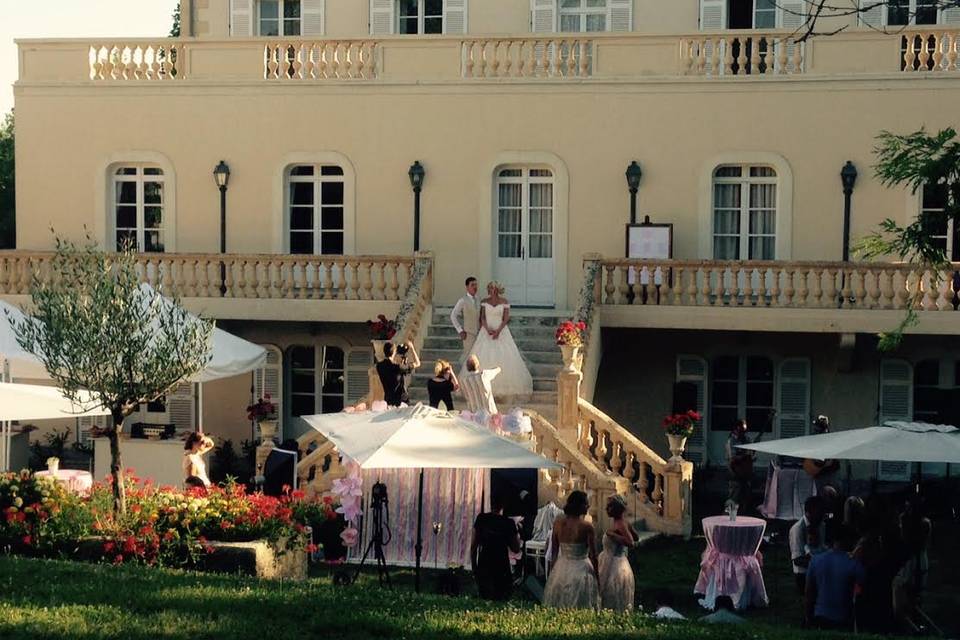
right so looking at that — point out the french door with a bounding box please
[494,167,555,307]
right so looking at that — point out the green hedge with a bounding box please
[0,556,861,640]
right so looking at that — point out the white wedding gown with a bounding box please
[464,302,533,398]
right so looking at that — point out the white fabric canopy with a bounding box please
[737,421,960,464]
[301,403,563,470]
[0,300,49,379]
[0,382,109,422]
[138,284,266,382]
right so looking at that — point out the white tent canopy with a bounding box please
[0,382,109,422]
[302,403,564,471]
[737,421,960,464]
[0,300,50,379]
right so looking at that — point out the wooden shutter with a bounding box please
[858,0,884,27]
[302,0,326,35]
[700,0,726,29]
[878,359,913,481]
[676,355,708,465]
[776,0,805,73]
[444,0,468,34]
[253,346,283,438]
[608,0,632,32]
[777,359,810,439]
[78,415,109,446]
[168,383,197,432]
[531,0,557,33]
[370,0,395,34]
[230,0,254,36]
[345,347,373,404]
[941,5,960,24]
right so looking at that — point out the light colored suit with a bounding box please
[460,367,500,415]
[450,294,480,364]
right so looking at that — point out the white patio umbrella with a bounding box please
[302,403,563,592]
[736,421,960,464]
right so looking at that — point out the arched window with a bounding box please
[712,165,777,260]
[286,164,345,255]
[111,165,166,252]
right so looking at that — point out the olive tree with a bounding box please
[11,239,213,513]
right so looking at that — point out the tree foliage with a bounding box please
[170,2,182,38]
[11,239,213,513]
[0,111,14,249]
[855,128,960,351]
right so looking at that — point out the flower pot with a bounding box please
[46,460,60,473]
[258,420,279,444]
[371,339,387,362]
[559,344,581,373]
[667,433,688,463]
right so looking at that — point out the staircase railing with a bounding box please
[575,254,603,402]
[576,399,692,537]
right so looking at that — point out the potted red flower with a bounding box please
[247,394,279,443]
[367,314,397,361]
[555,320,587,372]
[662,410,700,462]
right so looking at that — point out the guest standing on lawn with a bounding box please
[805,521,865,631]
[544,490,600,610]
[470,494,521,601]
[182,433,214,489]
[598,495,638,612]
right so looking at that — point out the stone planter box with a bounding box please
[73,536,307,581]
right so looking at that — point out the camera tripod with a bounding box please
[353,482,392,587]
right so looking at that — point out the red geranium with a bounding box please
[662,410,701,437]
[555,320,587,347]
[367,314,397,340]
[247,393,277,421]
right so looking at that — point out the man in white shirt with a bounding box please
[460,355,500,415]
[450,276,480,365]
[789,495,826,593]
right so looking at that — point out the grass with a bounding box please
[0,555,856,640]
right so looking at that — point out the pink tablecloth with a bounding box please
[35,469,93,494]
[694,516,768,610]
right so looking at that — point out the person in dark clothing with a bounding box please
[375,340,420,407]
[427,359,459,410]
[470,495,521,601]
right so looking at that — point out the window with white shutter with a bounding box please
[676,355,708,465]
[776,359,810,439]
[78,415,110,446]
[443,0,468,34]
[860,0,957,26]
[370,0,396,34]
[168,383,197,433]
[532,0,558,32]
[253,345,283,438]
[878,359,913,481]
[230,0,255,36]
[302,0,326,36]
[346,347,373,404]
[699,0,727,29]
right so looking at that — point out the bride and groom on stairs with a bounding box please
[449,276,533,414]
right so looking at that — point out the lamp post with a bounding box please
[840,161,858,263]
[625,161,642,225]
[408,161,425,252]
[213,160,231,296]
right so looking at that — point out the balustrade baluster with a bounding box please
[722,37,734,74]
[736,37,748,73]
[618,265,630,305]
[946,33,958,71]
[671,266,684,305]
[652,474,664,504]
[610,441,624,477]
[840,267,853,308]
[387,262,400,301]
[923,270,939,310]
[937,269,954,310]
[638,461,650,502]
[854,269,867,309]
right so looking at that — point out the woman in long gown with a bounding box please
[543,490,600,610]
[463,281,533,398]
[598,495,638,612]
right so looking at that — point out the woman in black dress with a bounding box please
[470,494,521,601]
[427,359,459,410]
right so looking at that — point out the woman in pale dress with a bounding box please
[182,432,214,489]
[598,495,638,612]
[543,490,600,610]
[463,281,533,398]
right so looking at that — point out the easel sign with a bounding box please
[626,218,673,286]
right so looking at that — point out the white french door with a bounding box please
[494,167,555,307]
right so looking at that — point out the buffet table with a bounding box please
[93,437,194,488]
[35,469,93,494]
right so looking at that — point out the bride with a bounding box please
[463,281,533,398]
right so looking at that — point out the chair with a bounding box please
[525,502,562,577]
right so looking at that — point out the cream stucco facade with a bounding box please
[8,0,960,480]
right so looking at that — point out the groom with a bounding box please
[450,276,480,364]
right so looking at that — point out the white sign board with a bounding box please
[626,224,672,285]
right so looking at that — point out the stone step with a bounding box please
[414,357,560,379]
[410,372,557,392]
[427,324,558,339]
[431,310,569,327]
[418,347,562,366]
[423,336,559,352]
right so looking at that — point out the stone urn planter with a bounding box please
[258,420,279,444]
[560,344,581,373]
[667,433,688,463]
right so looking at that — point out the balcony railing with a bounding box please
[597,259,960,311]
[0,252,416,302]
[16,29,958,86]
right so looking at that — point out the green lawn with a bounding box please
[0,555,853,640]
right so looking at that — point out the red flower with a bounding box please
[123,536,137,553]
[306,543,318,554]
[103,541,116,553]
[113,554,124,565]
[21,535,31,546]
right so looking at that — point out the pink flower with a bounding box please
[371,400,388,412]
[340,526,359,547]
[336,496,362,522]
[332,475,362,499]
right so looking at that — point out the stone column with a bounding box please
[663,460,694,538]
[556,353,582,443]
[255,438,275,486]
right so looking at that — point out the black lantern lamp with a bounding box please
[625,161,642,224]
[213,160,231,296]
[840,161,858,262]
[408,161,425,251]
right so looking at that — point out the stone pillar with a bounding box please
[557,357,582,442]
[255,439,274,485]
[663,460,694,538]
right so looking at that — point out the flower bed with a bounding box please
[1,469,343,577]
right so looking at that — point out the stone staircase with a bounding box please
[408,307,568,422]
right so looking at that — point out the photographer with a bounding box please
[376,340,420,407]
[427,359,460,410]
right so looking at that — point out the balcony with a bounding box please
[594,259,960,335]
[0,252,417,323]
[15,29,959,86]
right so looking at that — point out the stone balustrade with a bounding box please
[89,42,184,81]
[264,40,379,79]
[680,32,805,76]
[901,29,960,72]
[461,38,593,78]
[597,259,960,312]
[0,252,415,302]
[17,30,957,87]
